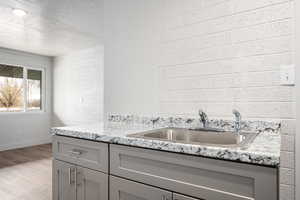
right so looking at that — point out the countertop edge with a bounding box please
[51,127,280,168]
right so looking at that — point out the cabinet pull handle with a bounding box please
[68,168,72,185]
[69,149,83,156]
[75,167,78,188]
[162,195,169,200]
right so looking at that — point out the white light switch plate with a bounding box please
[280,65,295,86]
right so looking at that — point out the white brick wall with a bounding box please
[53,46,104,126]
[159,0,295,119]
[159,0,295,199]
[104,0,295,198]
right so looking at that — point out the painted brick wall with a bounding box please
[159,0,295,120]
[104,0,295,198]
[53,46,104,126]
[158,0,295,199]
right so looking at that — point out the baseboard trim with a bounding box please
[0,137,52,151]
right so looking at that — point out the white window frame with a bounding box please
[0,65,46,114]
[24,66,46,113]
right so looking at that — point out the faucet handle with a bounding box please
[198,109,208,119]
[198,109,204,116]
[198,109,208,127]
[150,117,160,126]
[232,109,242,133]
[232,109,241,120]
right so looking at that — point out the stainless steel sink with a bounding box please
[128,128,258,148]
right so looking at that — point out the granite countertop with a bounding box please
[51,115,281,167]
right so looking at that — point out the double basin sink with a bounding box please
[128,127,258,148]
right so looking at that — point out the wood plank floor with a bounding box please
[0,144,52,200]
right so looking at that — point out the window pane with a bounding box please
[0,65,23,78]
[0,65,24,112]
[27,69,42,110]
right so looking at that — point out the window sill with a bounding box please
[0,110,47,115]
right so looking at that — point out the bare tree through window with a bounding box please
[0,65,43,112]
[0,78,23,111]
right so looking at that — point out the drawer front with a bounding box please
[53,136,108,173]
[110,144,278,200]
[110,175,172,200]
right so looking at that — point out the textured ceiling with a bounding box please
[0,0,103,56]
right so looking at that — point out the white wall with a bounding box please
[104,0,295,199]
[53,46,104,126]
[159,0,295,121]
[104,0,163,116]
[295,0,299,198]
[104,0,295,120]
[0,47,52,151]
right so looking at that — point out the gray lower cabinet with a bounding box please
[77,166,108,200]
[173,194,200,200]
[110,176,200,200]
[110,175,172,200]
[110,144,278,200]
[53,136,109,173]
[53,137,278,200]
[53,159,108,200]
[53,160,76,200]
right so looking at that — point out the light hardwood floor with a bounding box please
[0,144,52,200]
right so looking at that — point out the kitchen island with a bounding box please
[51,115,281,200]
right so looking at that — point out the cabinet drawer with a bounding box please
[110,144,278,200]
[53,136,108,173]
[110,175,172,200]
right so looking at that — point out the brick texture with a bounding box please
[159,0,295,199]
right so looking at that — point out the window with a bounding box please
[27,69,43,111]
[0,64,44,112]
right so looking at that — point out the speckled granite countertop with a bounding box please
[51,115,281,167]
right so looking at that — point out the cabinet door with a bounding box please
[173,194,201,200]
[53,160,76,200]
[110,175,172,200]
[77,167,108,200]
